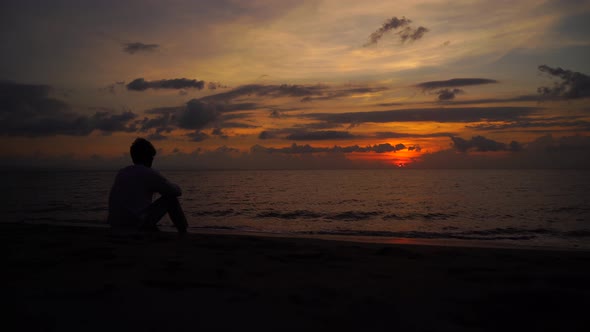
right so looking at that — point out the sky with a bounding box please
[1,0,590,169]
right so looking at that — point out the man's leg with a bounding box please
[140,196,188,233]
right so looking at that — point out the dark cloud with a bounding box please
[127,78,205,91]
[416,78,498,90]
[141,99,260,136]
[211,128,228,139]
[467,117,590,131]
[222,103,260,112]
[138,114,172,132]
[258,131,275,140]
[92,111,137,132]
[186,130,210,142]
[374,131,456,139]
[537,65,590,99]
[436,88,464,101]
[123,42,159,54]
[398,25,429,43]
[416,135,590,169]
[365,16,430,46]
[304,107,539,125]
[538,134,590,152]
[259,128,359,140]
[201,84,325,103]
[147,133,167,141]
[285,130,357,141]
[177,99,219,130]
[219,121,258,129]
[0,81,136,136]
[207,82,226,90]
[366,17,412,46]
[254,142,416,154]
[443,94,544,105]
[451,136,521,152]
[407,145,422,152]
[199,83,387,106]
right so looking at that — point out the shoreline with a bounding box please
[4,222,590,331]
[13,219,590,252]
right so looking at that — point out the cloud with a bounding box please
[416,78,498,90]
[374,131,456,139]
[537,65,590,99]
[6,135,589,170]
[141,98,261,136]
[416,135,590,169]
[199,83,387,106]
[443,95,544,105]
[127,78,205,91]
[219,121,258,129]
[261,128,455,141]
[270,110,282,118]
[0,81,137,136]
[254,142,415,154]
[186,130,210,142]
[450,136,522,152]
[211,127,228,139]
[147,132,167,141]
[285,130,357,141]
[304,107,539,125]
[365,17,411,46]
[300,86,388,102]
[436,88,464,101]
[200,84,325,103]
[122,42,159,54]
[177,99,219,130]
[92,111,137,132]
[207,82,226,90]
[364,16,428,46]
[259,128,360,141]
[398,25,429,43]
[467,117,590,131]
[138,114,172,132]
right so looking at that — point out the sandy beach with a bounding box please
[4,222,590,331]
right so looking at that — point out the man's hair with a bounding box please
[130,138,156,165]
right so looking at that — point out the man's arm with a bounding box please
[151,170,182,197]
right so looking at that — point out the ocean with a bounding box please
[2,169,589,249]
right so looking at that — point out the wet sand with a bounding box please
[4,222,590,331]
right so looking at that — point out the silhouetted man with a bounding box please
[108,138,188,234]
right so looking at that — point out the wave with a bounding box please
[383,212,456,221]
[191,209,239,217]
[256,210,383,221]
[325,211,382,221]
[257,210,323,219]
[255,209,459,221]
[297,227,590,241]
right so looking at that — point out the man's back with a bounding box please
[108,164,181,228]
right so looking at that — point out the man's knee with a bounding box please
[161,195,180,206]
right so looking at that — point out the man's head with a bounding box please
[130,138,156,167]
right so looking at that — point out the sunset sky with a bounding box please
[1,0,590,169]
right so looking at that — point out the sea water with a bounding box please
[2,169,589,249]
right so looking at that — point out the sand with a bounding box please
[3,222,590,331]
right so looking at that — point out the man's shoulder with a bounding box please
[121,164,166,179]
[117,165,158,177]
